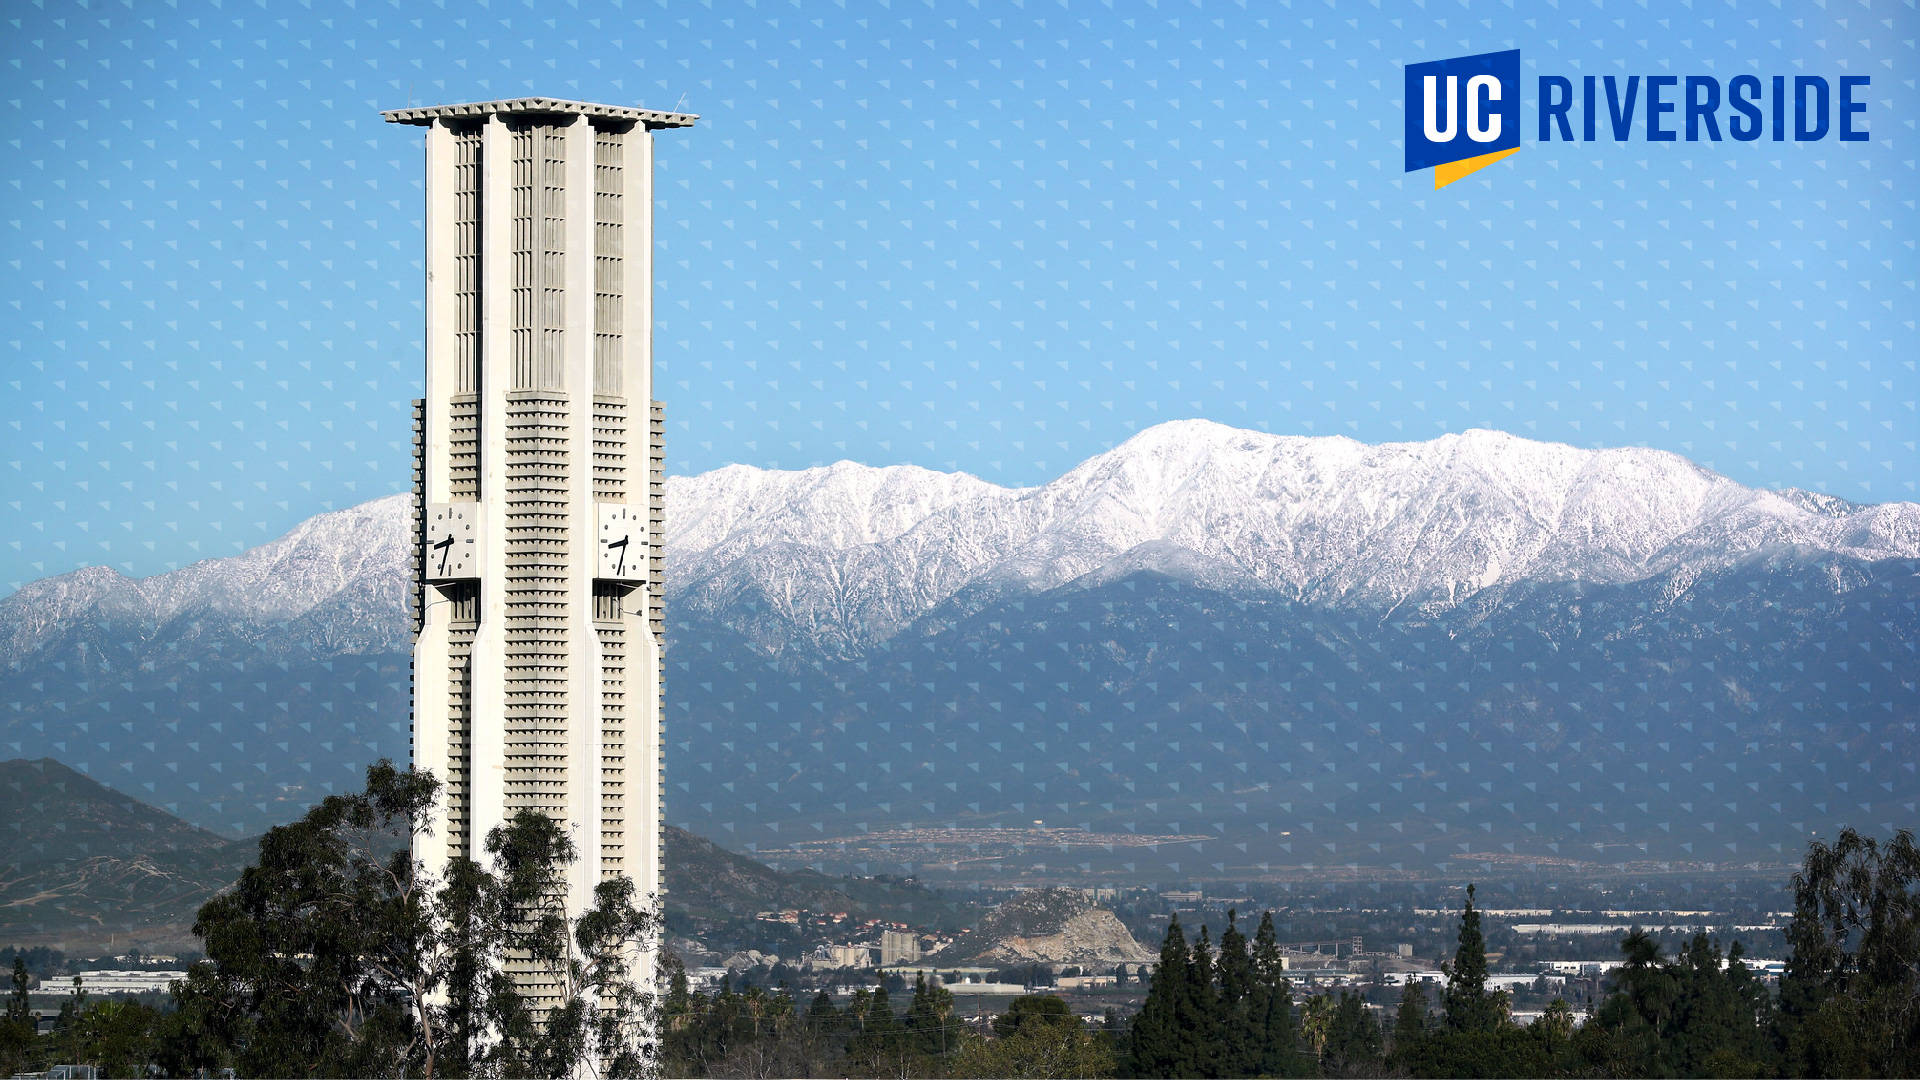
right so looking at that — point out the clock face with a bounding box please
[597,503,644,581]
[424,502,478,581]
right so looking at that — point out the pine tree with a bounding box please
[1570,929,1671,1078]
[5,958,25,1024]
[1441,883,1502,1034]
[1250,910,1306,1077]
[906,972,961,1059]
[806,989,839,1035]
[1390,978,1430,1070]
[1,957,32,1079]
[1717,941,1773,1072]
[1321,991,1383,1078]
[1126,915,1191,1078]
[1215,910,1256,1077]
[1668,933,1738,1075]
[1183,924,1223,1077]
[663,953,693,1020]
[847,982,905,1075]
[1569,927,1785,1079]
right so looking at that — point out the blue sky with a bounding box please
[4,0,1915,591]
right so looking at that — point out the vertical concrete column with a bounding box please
[469,113,513,861]
[628,128,653,415]
[624,126,663,968]
[413,117,457,870]
[562,113,604,921]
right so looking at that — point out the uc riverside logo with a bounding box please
[1405,49,1871,189]
[1405,50,1522,188]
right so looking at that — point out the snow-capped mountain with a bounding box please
[2,496,412,662]
[668,420,1918,651]
[8,421,1917,662]
[6,421,1917,860]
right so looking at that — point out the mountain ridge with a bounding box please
[5,421,1916,860]
[0,754,976,951]
[0,757,257,948]
[8,421,1915,663]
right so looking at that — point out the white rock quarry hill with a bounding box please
[7,420,1916,659]
[933,887,1158,969]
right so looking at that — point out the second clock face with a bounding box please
[598,503,644,581]
[425,503,478,581]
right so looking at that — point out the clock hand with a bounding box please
[610,535,630,576]
[433,534,454,575]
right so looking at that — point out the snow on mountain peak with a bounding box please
[671,421,1920,648]
[667,460,1012,558]
[2,495,411,660]
[9,422,1917,661]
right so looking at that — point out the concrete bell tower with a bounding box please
[384,98,695,1009]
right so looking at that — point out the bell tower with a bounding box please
[384,98,695,1007]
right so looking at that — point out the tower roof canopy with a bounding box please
[381,97,698,129]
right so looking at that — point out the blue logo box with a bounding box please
[1405,49,1521,173]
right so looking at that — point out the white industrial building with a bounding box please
[880,929,922,967]
[69,970,186,995]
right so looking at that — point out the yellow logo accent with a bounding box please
[1433,146,1521,189]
